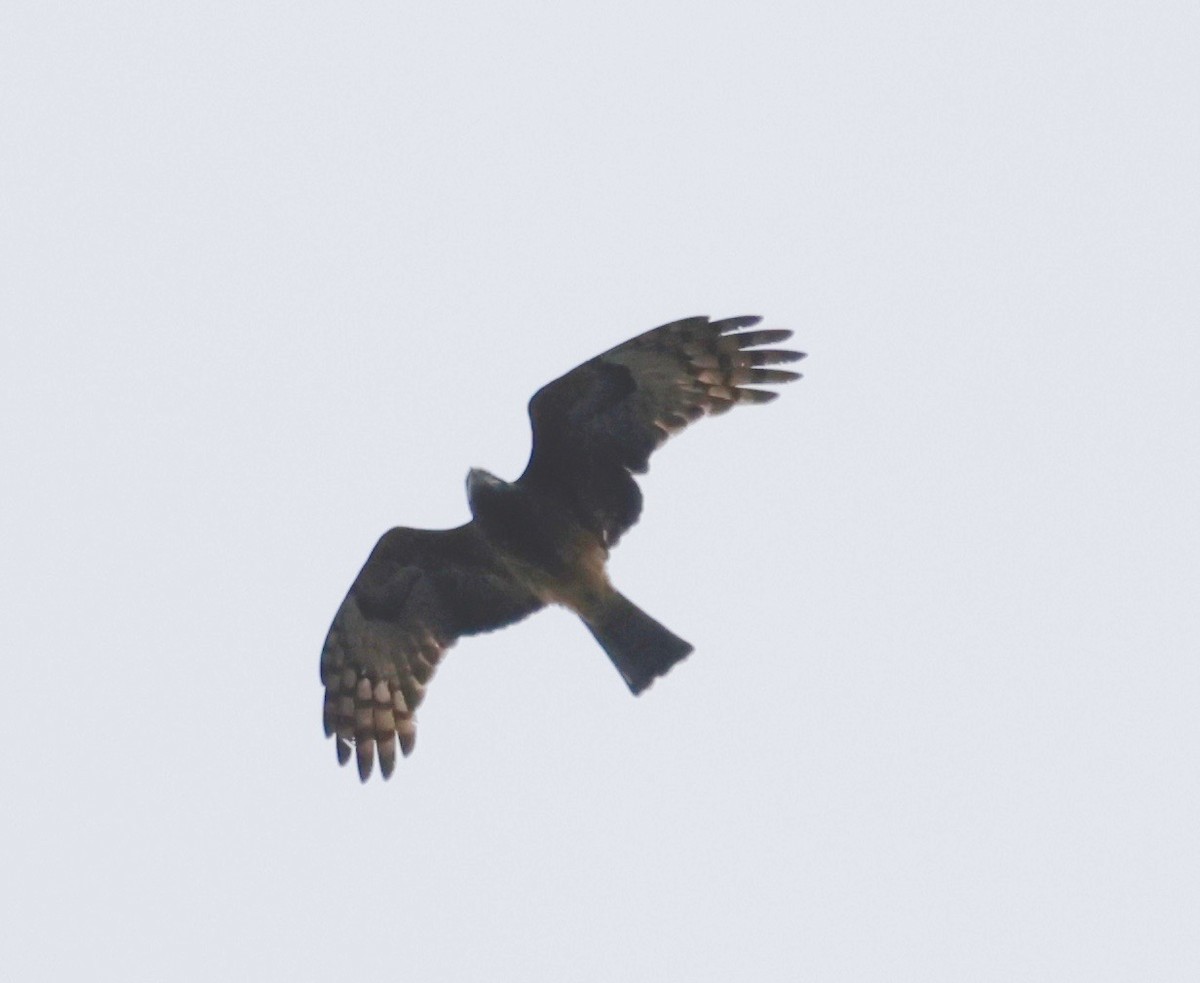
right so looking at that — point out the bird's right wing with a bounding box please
[320,523,543,781]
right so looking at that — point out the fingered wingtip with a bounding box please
[398,728,416,757]
[356,737,375,782]
[713,314,764,332]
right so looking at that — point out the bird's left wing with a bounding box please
[519,315,804,546]
[320,522,543,780]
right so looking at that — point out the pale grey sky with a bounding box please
[3,3,1198,980]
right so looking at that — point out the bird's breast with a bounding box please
[469,482,610,612]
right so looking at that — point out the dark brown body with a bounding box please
[466,466,691,692]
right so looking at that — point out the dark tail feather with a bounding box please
[585,592,694,695]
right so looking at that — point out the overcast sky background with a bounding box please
[3,3,1198,980]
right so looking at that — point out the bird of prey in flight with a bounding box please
[321,315,805,780]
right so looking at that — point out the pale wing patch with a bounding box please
[320,595,447,781]
[605,315,805,434]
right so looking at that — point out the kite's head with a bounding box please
[466,467,544,559]
[465,467,506,514]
